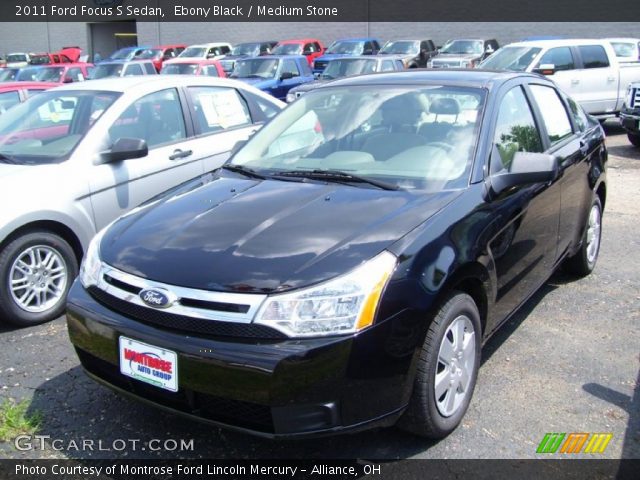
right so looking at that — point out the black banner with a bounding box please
[1,460,640,480]
[4,0,640,22]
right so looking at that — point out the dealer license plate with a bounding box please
[118,336,178,392]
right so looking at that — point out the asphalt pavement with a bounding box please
[0,122,638,460]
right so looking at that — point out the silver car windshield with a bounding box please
[179,47,207,58]
[231,58,279,79]
[320,59,377,79]
[91,64,124,79]
[231,85,485,191]
[161,63,199,75]
[440,40,484,55]
[480,46,542,71]
[0,90,120,165]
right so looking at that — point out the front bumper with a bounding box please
[66,281,413,438]
[620,110,640,134]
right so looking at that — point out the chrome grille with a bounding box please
[93,263,266,323]
[632,87,640,108]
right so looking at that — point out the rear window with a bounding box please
[578,45,610,69]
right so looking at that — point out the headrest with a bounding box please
[429,97,460,116]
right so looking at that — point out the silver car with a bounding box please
[0,75,284,326]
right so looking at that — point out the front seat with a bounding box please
[418,97,461,144]
[361,93,426,161]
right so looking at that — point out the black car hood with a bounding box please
[101,174,459,293]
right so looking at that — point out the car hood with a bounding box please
[101,174,459,293]
[290,80,330,94]
[237,77,275,89]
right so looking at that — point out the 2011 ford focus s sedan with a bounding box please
[67,70,607,439]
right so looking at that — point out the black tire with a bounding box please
[627,133,640,148]
[397,291,482,438]
[564,196,603,277]
[0,231,78,327]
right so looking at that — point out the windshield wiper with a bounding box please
[275,169,400,191]
[221,164,267,180]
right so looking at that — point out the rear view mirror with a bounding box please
[280,71,294,81]
[491,151,558,195]
[533,63,556,76]
[100,137,148,164]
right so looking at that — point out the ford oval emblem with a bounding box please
[139,289,174,309]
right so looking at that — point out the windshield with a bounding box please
[0,90,120,165]
[380,41,419,55]
[90,63,123,79]
[137,48,162,59]
[179,47,206,58]
[320,59,377,79]
[440,40,484,55]
[18,67,65,82]
[231,43,261,56]
[231,85,485,191]
[326,41,364,55]
[109,48,135,60]
[161,63,199,75]
[29,55,51,65]
[231,58,279,79]
[480,46,542,71]
[0,69,19,81]
[272,44,303,55]
[7,54,28,63]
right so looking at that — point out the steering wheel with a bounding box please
[427,141,454,153]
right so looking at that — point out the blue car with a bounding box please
[312,37,381,75]
[230,55,314,101]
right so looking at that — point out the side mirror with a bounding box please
[62,76,73,83]
[363,48,373,55]
[533,63,556,76]
[491,151,558,195]
[302,50,313,56]
[280,71,294,81]
[100,137,148,164]
[485,46,495,55]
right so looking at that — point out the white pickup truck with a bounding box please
[480,39,640,118]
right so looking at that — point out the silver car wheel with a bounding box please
[586,203,601,265]
[435,315,476,417]
[9,245,67,313]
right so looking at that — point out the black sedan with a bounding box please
[67,70,607,439]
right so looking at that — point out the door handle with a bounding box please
[571,79,579,85]
[169,149,193,160]
[606,76,616,82]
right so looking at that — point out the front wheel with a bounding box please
[0,231,78,327]
[397,291,481,438]
[564,197,603,277]
[627,133,640,147]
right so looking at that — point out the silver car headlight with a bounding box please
[79,228,106,288]
[254,251,397,337]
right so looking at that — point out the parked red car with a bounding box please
[16,63,93,84]
[160,58,226,77]
[0,82,57,113]
[29,47,83,65]
[271,38,325,65]
[135,44,187,72]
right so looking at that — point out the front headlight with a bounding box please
[79,228,106,288]
[255,251,397,337]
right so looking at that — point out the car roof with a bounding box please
[605,37,640,42]
[163,58,221,65]
[0,81,58,91]
[98,59,153,65]
[238,55,306,61]
[333,37,379,42]
[322,69,541,89]
[235,41,277,45]
[277,39,321,44]
[510,39,610,48]
[326,56,381,61]
[186,43,232,48]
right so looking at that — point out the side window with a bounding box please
[381,60,396,72]
[208,47,217,57]
[165,48,175,58]
[188,86,252,135]
[0,91,20,113]
[298,60,312,77]
[242,90,281,120]
[565,96,589,132]
[220,46,231,55]
[124,63,143,76]
[175,47,185,55]
[578,45,610,69]
[537,47,575,71]
[303,43,313,54]
[491,86,543,174]
[420,41,430,52]
[143,63,156,74]
[529,85,573,144]
[109,89,186,149]
[395,60,405,70]
[202,65,220,77]
[67,67,83,82]
[26,89,46,98]
[363,41,374,55]
[281,59,300,77]
[373,40,381,50]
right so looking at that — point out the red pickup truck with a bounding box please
[271,38,325,65]
[29,47,83,65]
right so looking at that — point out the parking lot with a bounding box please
[0,122,638,460]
